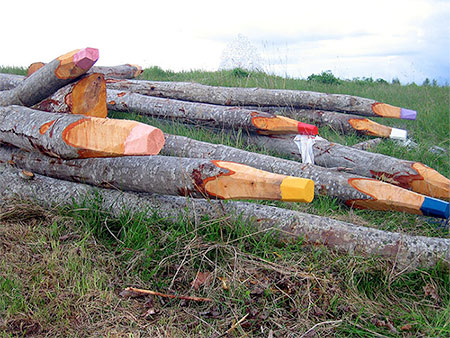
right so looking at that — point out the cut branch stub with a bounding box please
[0,105,164,159]
[105,78,417,119]
[107,90,318,135]
[0,146,314,203]
[0,48,99,107]
[33,73,107,117]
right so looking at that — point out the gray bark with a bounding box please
[0,73,24,91]
[107,90,311,135]
[28,63,142,79]
[352,138,383,151]
[0,52,96,107]
[0,164,448,270]
[106,78,390,117]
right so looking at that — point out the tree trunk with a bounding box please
[161,134,448,218]
[0,73,24,91]
[0,106,164,159]
[0,48,99,107]
[240,133,450,200]
[352,138,383,151]
[0,145,314,202]
[107,90,318,135]
[28,62,142,79]
[105,78,417,119]
[32,73,107,118]
[0,164,448,270]
[242,106,407,140]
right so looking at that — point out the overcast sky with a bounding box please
[2,0,449,84]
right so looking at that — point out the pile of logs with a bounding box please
[0,48,449,270]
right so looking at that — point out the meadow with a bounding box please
[0,66,449,337]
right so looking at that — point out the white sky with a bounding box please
[1,0,449,84]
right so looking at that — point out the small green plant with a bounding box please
[231,67,250,78]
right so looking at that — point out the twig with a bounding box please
[300,319,343,338]
[120,287,213,302]
[227,313,249,334]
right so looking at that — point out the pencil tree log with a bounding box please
[107,90,318,135]
[33,73,107,117]
[0,146,314,202]
[352,138,383,151]
[0,106,164,159]
[28,62,142,79]
[0,48,99,107]
[0,165,448,270]
[161,134,448,218]
[240,133,450,200]
[105,79,417,119]
[243,106,407,140]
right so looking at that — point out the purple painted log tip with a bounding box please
[74,47,99,70]
[400,108,417,120]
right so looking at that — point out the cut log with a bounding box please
[0,48,99,107]
[161,134,448,218]
[33,73,107,117]
[0,106,164,159]
[0,146,314,202]
[105,79,417,119]
[107,90,318,135]
[239,133,450,200]
[28,62,142,79]
[0,73,24,91]
[242,106,408,140]
[0,164,448,270]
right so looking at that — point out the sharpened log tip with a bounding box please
[74,48,99,70]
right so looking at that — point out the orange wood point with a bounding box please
[410,163,450,200]
[372,102,417,120]
[62,118,165,157]
[71,73,107,117]
[348,118,392,137]
[203,160,314,202]
[347,178,449,218]
[252,114,318,135]
[128,64,143,77]
[55,47,99,80]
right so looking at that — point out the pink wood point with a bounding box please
[74,47,99,70]
[124,124,165,155]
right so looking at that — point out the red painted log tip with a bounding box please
[74,48,99,70]
[297,121,319,135]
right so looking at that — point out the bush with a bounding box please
[231,67,250,78]
[307,70,342,85]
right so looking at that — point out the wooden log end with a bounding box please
[410,163,450,200]
[347,178,449,218]
[62,118,165,158]
[72,73,107,117]
[27,62,45,77]
[205,161,314,202]
[348,118,392,138]
[252,114,318,135]
[127,64,143,77]
[56,47,99,79]
[372,103,417,120]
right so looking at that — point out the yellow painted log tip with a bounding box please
[280,177,314,203]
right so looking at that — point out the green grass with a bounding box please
[0,66,449,336]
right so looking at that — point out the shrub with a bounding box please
[307,70,342,85]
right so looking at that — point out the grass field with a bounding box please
[0,66,449,337]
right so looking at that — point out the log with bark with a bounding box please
[0,73,24,91]
[0,106,164,159]
[0,48,99,107]
[28,62,142,79]
[351,138,383,151]
[107,90,318,135]
[242,106,408,140]
[238,133,450,200]
[0,145,314,202]
[160,134,448,218]
[0,164,448,270]
[105,78,417,119]
[33,73,107,117]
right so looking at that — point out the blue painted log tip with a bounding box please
[400,108,417,120]
[420,197,449,219]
